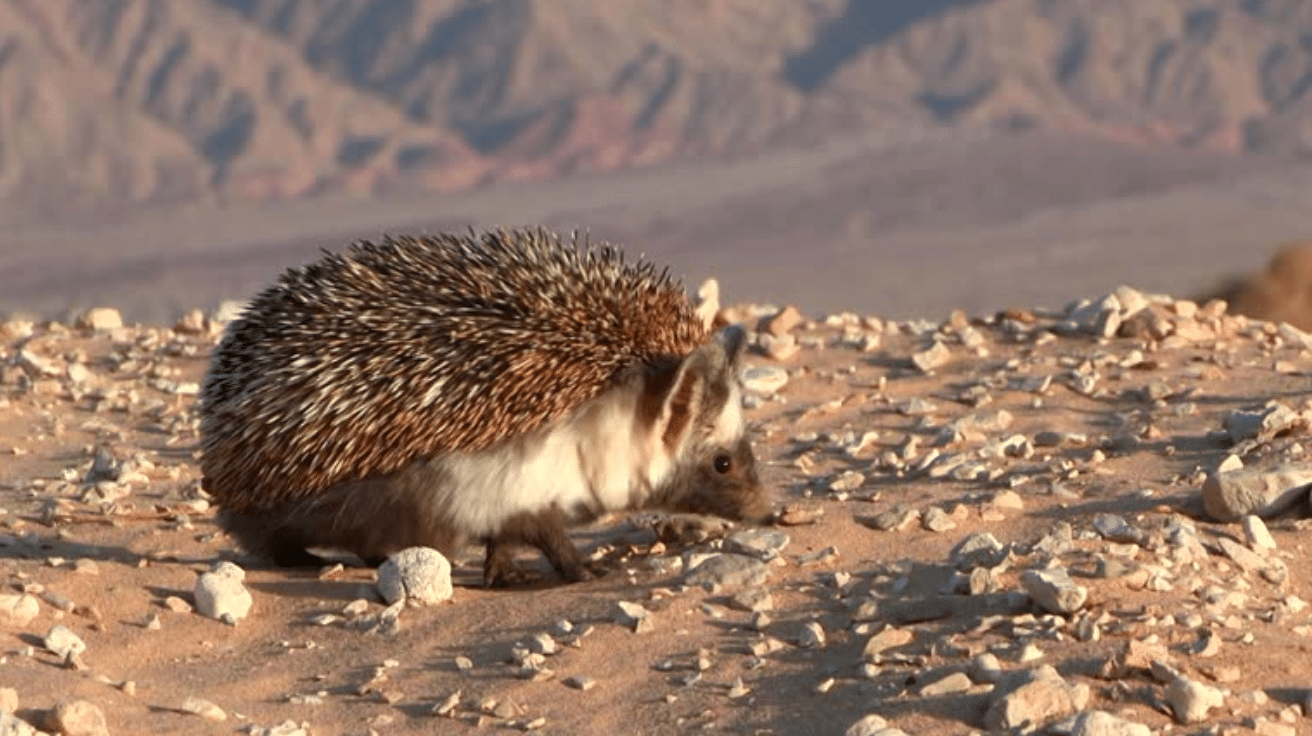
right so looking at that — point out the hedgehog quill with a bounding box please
[199,227,771,587]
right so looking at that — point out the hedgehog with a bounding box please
[198,227,770,587]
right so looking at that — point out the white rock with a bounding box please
[1242,515,1278,550]
[984,665,1089,731]
[1203,464,1312,522]
[0,712,37,736]
[1050,709,1151,736]
[0,594,39,629]
[740,366,789,394]
[1021,567,1088,614]
[48,700,109,736]
[376,547,453,607]
[43,624,86,659]
[1165,675,1225,724]
[77,307,123,332]
[194,561,254,622]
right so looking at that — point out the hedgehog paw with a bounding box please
[482,559,542,589]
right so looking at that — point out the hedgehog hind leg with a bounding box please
[483,504,594,588]
[216,508,330,568]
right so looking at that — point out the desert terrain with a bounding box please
[4,2,1312,734]
[2,288,1312,735]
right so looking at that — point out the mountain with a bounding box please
[4,0,1312,220]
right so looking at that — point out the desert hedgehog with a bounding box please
[199,227,769,586]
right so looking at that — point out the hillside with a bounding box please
[5,0,1312,219]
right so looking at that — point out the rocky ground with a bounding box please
[2,288,1312,736]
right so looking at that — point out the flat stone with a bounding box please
[684,553,771,593]
[1202,463,1312,522]
[1050,710,1151,736]
[918,671,973,696]
[724,528,790,561]
[740,366,789,394]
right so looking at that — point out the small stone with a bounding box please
[194,561,253,622]
[174,308,208,334]
[1254,722,1296,736]
[1091,514,1144,545]
[1112,638,1172,677]
[1165,675,1225,724]
[950,532,1008,570]
[728,588,773,613]
[0,594,40,628]
[0,712,37,736]
[1049,710,1151,736]
[918,672,973,696]
[920,506,956,532]
[1021,567,1088,614]
[1242,515,1278,550]
[376,547,453,607]
[77,307,123,332]
[1033,430,1066,447]
[563,676,595,691]
[684,553,771,593]
[760,333,800,361]
[47,700,109,736]
[724,529,790,561]
[797,621,826,648]
[43,625,86,659]
[761,305,804,336]
[1224,402,1308,444]
[911,341,952,373]
[1201,463,1312,522]
[844,714,898,736]
[740,366,789,394]
[970,653,1005,684]
[984,665,1089,732]
[616,601,651,633]
[178,696,227,721]
[862,627,914,661]
[249,722,311,736]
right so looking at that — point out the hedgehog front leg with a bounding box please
[483,505,594,587]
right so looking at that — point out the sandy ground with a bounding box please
[2,288,1312,735]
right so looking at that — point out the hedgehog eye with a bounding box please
[712,454,732,474]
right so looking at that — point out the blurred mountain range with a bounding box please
[5,0,1312,221]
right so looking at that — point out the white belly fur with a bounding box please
[422,382,666,537]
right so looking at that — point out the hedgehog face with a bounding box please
[645,325,772,523]
[672,434,769,523]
